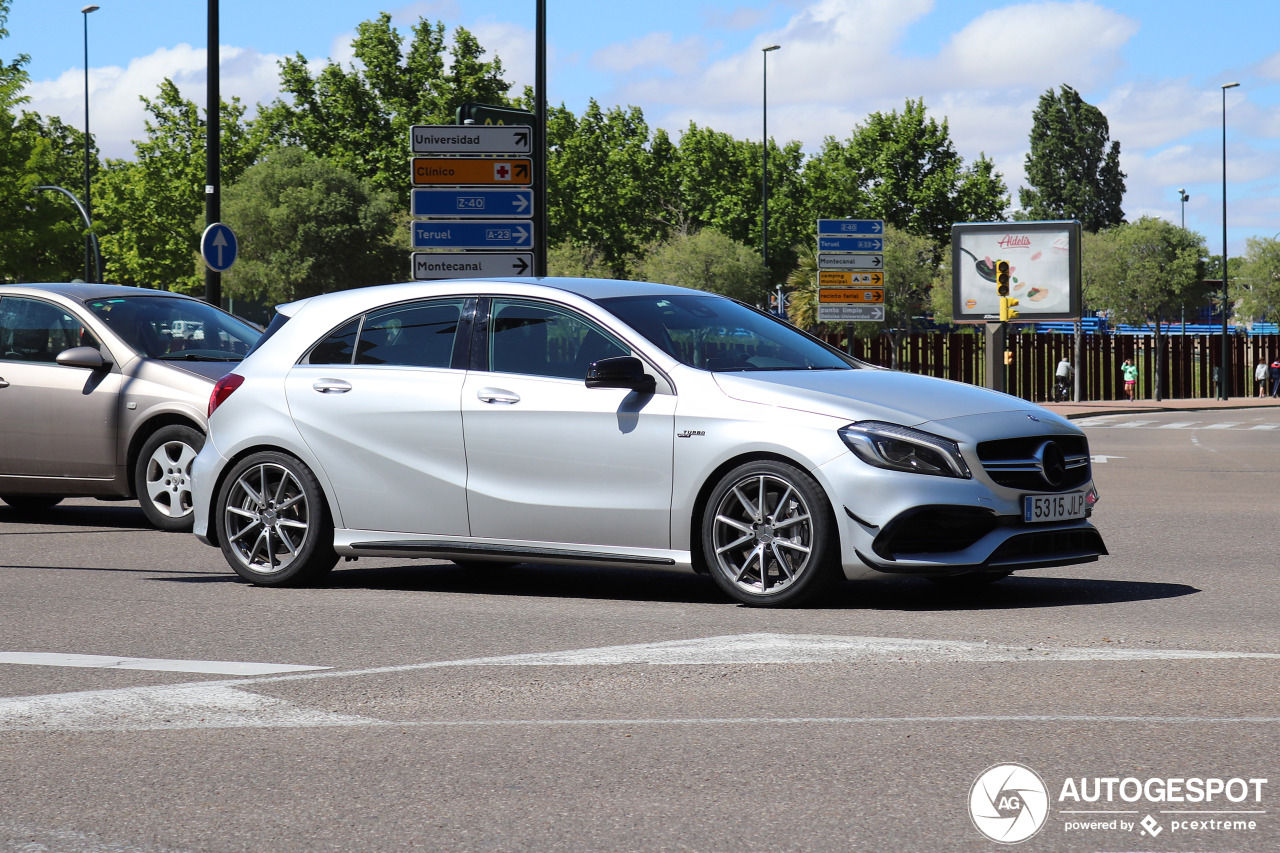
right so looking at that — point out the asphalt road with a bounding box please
[1,408,1278,853]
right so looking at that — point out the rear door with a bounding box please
[284,297,472,535]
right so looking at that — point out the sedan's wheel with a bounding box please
[134,424,203,532]
[0,495,64,512]
[702,460,839,607]
[215,451,337,586]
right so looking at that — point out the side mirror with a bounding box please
[55,346,111,370]
[585,355,655,393]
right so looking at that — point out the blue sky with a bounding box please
[5,0,1280,255]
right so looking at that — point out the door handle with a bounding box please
[0,377,8,388]
[477,387,520,404]
[312,378,352,394]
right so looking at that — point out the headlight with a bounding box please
[839,421,972,479]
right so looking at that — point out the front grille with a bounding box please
[976,435,1091,492]
[874,506,1002,559]
[988,527,1108,566]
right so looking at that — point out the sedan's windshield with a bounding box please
[86,296,261,361]
[599,293,855,372]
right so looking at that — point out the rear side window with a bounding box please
[307,299,465,368]
[356,300,464,368]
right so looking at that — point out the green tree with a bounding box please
[1020,85,1126,231]
[1237,236,1280,324]
[634,227,768,302]
[805,99,1007,243]
[220,147,401,303]
[546,100,668,278]
[1,111,96,283]
[93,79,260,292]
[257,14,513,204]
[0,0,26,114]
[1084,217,1204,399]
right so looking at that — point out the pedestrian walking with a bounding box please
[1122,358,1138,400]
[1257,360,1270,397]
[1271,359,1280,397]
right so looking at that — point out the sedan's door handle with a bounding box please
[476,387,520,405]
[312,378,352,394]
[0,377,8,388]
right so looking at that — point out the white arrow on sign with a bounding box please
[211,229,228,267]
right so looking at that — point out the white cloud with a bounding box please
[23,45,285,160]
[591,32,710,76]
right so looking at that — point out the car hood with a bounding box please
[712,368,1049,426]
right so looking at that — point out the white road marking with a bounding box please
[3,634,1278,732]
[1157,422,1199,429]
[0,683,377,731]
[1111,420,1158,428]
[1202,422,1240,430]
[1090,454,1125,463]
[0,652,329,675]
[1249,423,1279,430]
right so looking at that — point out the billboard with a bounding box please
[951,220,1081,323]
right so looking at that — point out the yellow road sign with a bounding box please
[411,157,533,186]
[819,270,883,287]
[819,286,885,304]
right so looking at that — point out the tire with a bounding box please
[701,460,840,607]
[214,451,338,586]
[0,495,64,512]
[134,424,204,532]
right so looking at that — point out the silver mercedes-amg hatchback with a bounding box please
[0,283,261,530]
[191,277,1105,606]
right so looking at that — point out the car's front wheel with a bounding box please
[214,451,337,586]
[701,460,840,607]
[134,424,203,531]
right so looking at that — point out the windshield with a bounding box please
[598,293,856,372]
[85,295,262,362]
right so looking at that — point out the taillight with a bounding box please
[209,373,245,417]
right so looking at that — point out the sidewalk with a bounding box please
[1040,394,1280,420]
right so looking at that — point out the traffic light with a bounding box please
[1003,349,1014,366]
[994,259,1011,297]
[1000,296,1020,322]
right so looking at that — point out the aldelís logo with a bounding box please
[969,763,1050,843]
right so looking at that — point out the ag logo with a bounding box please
[969,763,1049,843]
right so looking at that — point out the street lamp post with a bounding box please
[761,44,780,294]
[1220,82,1239,400]
[1177,188,1188,229]
[81,4,99,282]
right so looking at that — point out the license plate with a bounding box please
[1024,491,1089,523]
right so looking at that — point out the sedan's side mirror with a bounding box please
[55,346,111,370]
[585,356,655,393]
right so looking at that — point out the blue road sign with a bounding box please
[200,222,238,272]
[411,220,534,250]
[412,188,534,219]
[818,234,883,253]
[817,219,884,236]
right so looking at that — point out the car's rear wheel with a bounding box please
[215,451,337,586]
[134,424,203,531]
[0,495,64,512]
[702,460,840,607]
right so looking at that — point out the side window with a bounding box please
[356,299,464,368]
[0,297,98,363]
[308,318,361,365]
[489,300,629,380]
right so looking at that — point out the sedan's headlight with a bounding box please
[839,421,972,479]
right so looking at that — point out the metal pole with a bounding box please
[81,5,98,281]
[1220,82,1239,400]
[204,0,221,305]
[534,0,547,277]
[36,185,100,283]
[761,45,779,278]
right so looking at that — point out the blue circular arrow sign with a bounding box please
[200,222,239,273]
